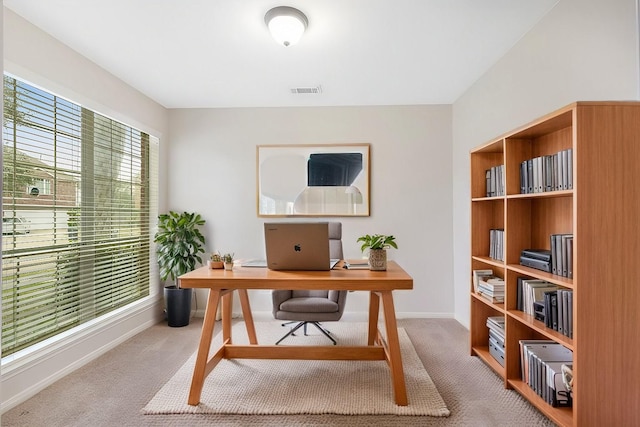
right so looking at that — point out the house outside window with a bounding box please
[2,75,159,357]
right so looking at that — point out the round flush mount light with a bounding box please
[264,6,308,47]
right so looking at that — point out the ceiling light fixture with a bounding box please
[264,6,308,47]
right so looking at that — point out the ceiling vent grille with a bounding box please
[290,86,322,94]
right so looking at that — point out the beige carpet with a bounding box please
[143,321,450,417]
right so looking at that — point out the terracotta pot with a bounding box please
[208,260,224,269]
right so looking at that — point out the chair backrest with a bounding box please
[328,222,343,260]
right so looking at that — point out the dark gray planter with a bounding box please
[164,286,193,327]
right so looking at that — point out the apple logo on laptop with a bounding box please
[294,244,301,252]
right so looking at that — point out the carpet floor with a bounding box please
[2,318,554,426]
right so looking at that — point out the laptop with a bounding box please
[264,222,339,270]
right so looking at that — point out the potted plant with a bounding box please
[357,234,398,271]
[222,252,235,271]
[154,211,206,327]
[208,252,224,269]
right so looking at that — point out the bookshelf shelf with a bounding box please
[471,292,505,312]
[469,101,640,426]
[506,264,574,289]
[508,379,573,427]
[506,310,574,350]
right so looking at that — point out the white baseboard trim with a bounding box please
[1,297,163,413]
[210,311,455,322]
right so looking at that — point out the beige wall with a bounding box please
[167,105,454,318]
[1,8,170,412]
[451,0,640,327]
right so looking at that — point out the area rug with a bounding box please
[142,321,450,417]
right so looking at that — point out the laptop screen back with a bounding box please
[264,222,331,270]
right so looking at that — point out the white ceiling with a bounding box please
[4,0,558,109]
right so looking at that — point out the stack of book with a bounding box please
[550,233,573,278]
[477,276,505,303]
[520,340,573,407]
[472,269,494,293]
[519,148,573,194]
[487,316,505,367]
[489,229,504,261]
[485,164,505,197]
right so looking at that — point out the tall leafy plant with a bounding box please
[154,211,206,287]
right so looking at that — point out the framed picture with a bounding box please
[257,143,370,217]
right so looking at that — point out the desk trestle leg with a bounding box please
[379,291,408,406]
[188,289,221,406]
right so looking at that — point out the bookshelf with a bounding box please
[469,102,640,427]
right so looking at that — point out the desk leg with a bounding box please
[238,289,257,344]
[188,289,221,406]
[381,291,408,406]
[221,291,233,343]
[368,291,380,345]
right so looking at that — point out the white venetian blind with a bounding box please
[2,75,158,356]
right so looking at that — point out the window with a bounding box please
[2,75,159,356]
[28,178,52,196]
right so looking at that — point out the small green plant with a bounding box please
[221,252,234,263]
[210,252,222,262]
[357,234,398,252]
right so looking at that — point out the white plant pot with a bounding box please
[368,249,387,271]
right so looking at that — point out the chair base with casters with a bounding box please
[276,320,336,345]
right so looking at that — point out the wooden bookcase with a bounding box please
[469,102,640,427]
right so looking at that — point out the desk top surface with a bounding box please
[179,261,413,291]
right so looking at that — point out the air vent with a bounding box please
[290,86,322,94]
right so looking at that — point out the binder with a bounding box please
[550,292,559,331]
[486,169,491,197]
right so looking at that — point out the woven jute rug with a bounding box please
[143,321,450,417]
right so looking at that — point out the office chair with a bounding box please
[272,222,347,345]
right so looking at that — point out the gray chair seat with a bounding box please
[280,297,339,313]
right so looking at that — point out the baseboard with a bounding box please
[234,311,454,322]
[1,297,163,413]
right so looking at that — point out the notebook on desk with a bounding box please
[264,222,339,271]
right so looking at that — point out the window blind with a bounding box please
[2,75,158,356]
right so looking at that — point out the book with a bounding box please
[516,276,524,311]
[486,169,491,197]
[567,148,573,189]
[550,291,559,331]
[566,236,573,279]
[472,269,494,293]
[478,277,505,302]
[343,259,370,270]
[522,280,557,316]
[567,290,573,338]
[543,290,556,329]
[519,340,554,383]
[561,234,572,276]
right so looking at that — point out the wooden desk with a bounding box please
[179,261,414,406]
